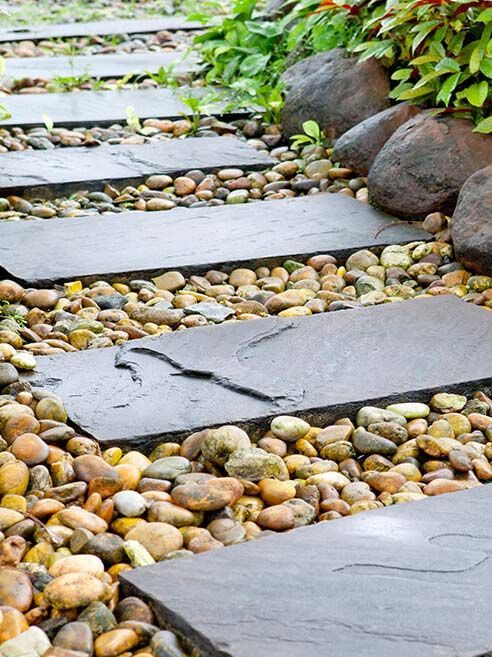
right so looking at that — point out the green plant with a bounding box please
[142,64,180,88]
[0,103,11,122]
[179,92,222,133]
[193,0,376,119]
[354,0,492,131]
[50,72,92,92]
[42,114,54,132]
[125,106,141,132]
[0,301,26,327]
[290,119,325,149]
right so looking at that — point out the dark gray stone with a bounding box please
[332,103,422,176]
[23,296,492,448]
[121,484,492,657]
[0,17,205,42]
[2,51,195,82]
[282,49,390,139]
[452,165,492,277]
[0,88,244,129]
[0,136,272,198]
[0,194,429,285]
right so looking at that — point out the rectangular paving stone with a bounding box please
[0,88,243,129]
[23,296,492,448]
[0,17,205,42]
[0,136,272,198]
[122,484,492,657]
[2,51,195,82]
[0,194,429,286]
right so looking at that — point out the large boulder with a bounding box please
[368,113,492,219]
[332,103,422,176]
[451,166,492,276]
[281,49,390,139]
[280,49,344,91]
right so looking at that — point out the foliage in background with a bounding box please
[191,0,374,116]
[192,0,492,130]
[353,0,492,132]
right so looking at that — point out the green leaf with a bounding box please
[398,85,434,100]
[239,53,270,77]
[391,68,412,81]
[474,116,492,133]
[469,45,483,74]
[477,8,492,23]
[302,120,321,140]
[435,57,460,73]
[410,55,439,66]
[464,81,489,107]
[436,72,461,106]
[480,57,492,78]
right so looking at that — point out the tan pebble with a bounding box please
[258,479,296,506]
[94,629,139,657]
[44,572,106,610]
[256,505,295,531]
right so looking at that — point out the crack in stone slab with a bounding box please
[332,555,489,578]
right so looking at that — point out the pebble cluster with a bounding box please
[1,356,492,654]
[0,116,255,153]
[0,136,364,220]
[1,232,491,356]
[0,31,190,59]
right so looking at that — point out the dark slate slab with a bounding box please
[0,88,242,129]
[0,194,429,286]
[0,136,272,198]
[122,484,492,657]
[23,296,492,449]
[0,17,204,42]
[2,51,195,81]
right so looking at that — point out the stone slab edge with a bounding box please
[21,297,492,450]
[0,194,430,286]
[120,484,492,657]
[0,17,206,42]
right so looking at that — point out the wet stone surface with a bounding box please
[0,137,272,198]
[0,195,429,285]
[22,296,492,447]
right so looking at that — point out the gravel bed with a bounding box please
[1,229,491,356]
[0,127,364,220]
[0,355,492,655]
[0,31,192,58]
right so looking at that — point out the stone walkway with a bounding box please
[1,10,492,657]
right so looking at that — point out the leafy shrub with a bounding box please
[353,0,492,132]
[191,0,372,115]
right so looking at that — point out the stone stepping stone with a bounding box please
[0,87,242,129]
[24,296,491,448]
[0,136,272,198]
[0,17,205,42]
[122,483,492,657]
[0,194,428,286]
[2,51,195,81]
